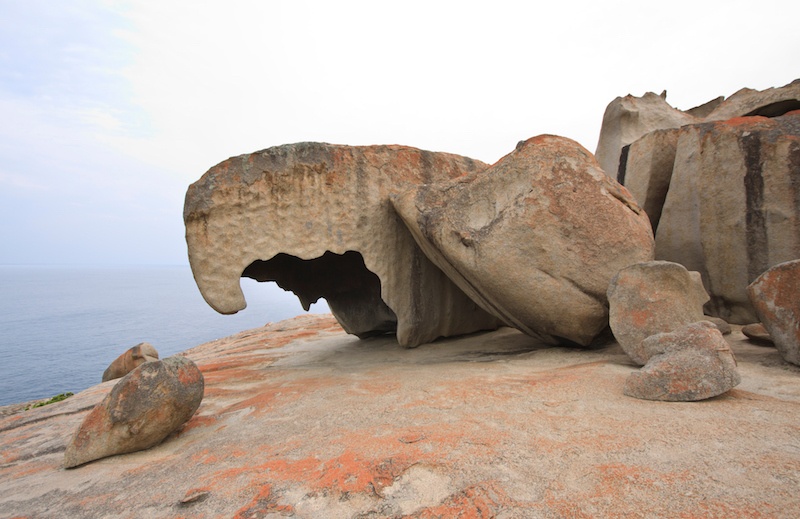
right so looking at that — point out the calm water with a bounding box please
[0,265,329,406]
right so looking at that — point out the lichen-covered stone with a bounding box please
[392,135,654,346]
[624,321,741,402]
[102,342,159,382]
[183,142,501,348]
[747,259,800,364]
[64,356,204,468]
[608,261,710,365]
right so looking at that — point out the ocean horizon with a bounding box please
[0,264,330,407]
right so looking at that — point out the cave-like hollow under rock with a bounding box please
[241,250,398,339]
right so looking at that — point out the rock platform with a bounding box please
[1,314,799,518]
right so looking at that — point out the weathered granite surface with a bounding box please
[1,314,799,517]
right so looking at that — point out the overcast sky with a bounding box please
[1,0,798,266]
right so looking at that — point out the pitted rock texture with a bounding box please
[624,321,741,401]
[102,342,159,382]
[184,142,500,348]
[64,355,204,468]
[2,314,799,517]
[392,135,654,347]
[747,259,800,365]
[608,261,710,365]
[655,111,800,324]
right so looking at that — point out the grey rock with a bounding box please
[747,259,800,364]
[741,323,773,345]
[102,342,159,382]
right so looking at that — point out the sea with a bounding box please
[0,265,329,407]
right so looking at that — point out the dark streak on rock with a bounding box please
[789,141,800,248]
[741,132,768,282]
[617,144,630,185]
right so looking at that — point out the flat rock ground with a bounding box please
[1,314,799,518]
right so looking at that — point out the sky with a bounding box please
[1,0,798,266]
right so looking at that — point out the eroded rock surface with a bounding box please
[607,261,709,365]
[747,259,800,365]
[624,321,741,401]
[64,356,204,468]
[102,342,159,382]
[655,111,800,323]
[184,142,500,347]
[392,135,654,346]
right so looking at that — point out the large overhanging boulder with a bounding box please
[391,135,655,346]
[184,142,501,348]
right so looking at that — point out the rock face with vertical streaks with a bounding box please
[184,142,500,348]
[655,111,800,323]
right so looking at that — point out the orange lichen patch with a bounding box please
[593,462,694,496]
[219,376,338,417]
[406,482,519,519]
[178,414,218,435]
[346,378,402,396]
[314,450,413,494]
[720,115,770,126]
[232,483,293,519]
[678,500,776,519]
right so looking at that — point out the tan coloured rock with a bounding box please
[624,321,741,402]
[747,259,800,365]
[742,322,773,345]
[392,135,654,346]
[621,127,681,232]
[102,342,159,382]
[608,261,710,365]
[655,112,800,324]
[64,356,204,468]
[594,91,698,178]
[703,79,800,122]
[184,142,500,348]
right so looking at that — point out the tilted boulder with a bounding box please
[742,322,774,345]
[747,259,800,365]
[608,261,710,365]
[102,342,159,382]
[655,111,800,323]
[64,356,204,468]
[624,321,740,402]
[392,135,654,347]
[184,142,500,348]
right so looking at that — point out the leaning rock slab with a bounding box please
[64,356,204,468]
[624,321,741,402]
[608,261,709,365]
[747,259,800,365]
[655,111,800,323]
[102,342,159,382]
[392,135,654,346]
[184,142,500,348]
[742,322,774,345]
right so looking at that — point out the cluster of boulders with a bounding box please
[62,80,800,468]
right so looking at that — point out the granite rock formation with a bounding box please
[655,111,800,323]
[742,322,774,345]
[747,259,800,365]
[392,135,654,347]
[184,142,500,348]
[624,321,741,401]
[607,261,710,365]
[64,356,204,468]
[102,342,159,382]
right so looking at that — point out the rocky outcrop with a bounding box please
[594,91,697,179]
[392,135,654,347]
[607,261,709,365]
[3,314,799,517]
[64,356,204,468]
[655,111,800,323]
[742,322,773,345]
[601,79,800,182]
[102,342,159,382]
[624,321,741,401]
[747,259,800,365]
[184,142,500,348]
